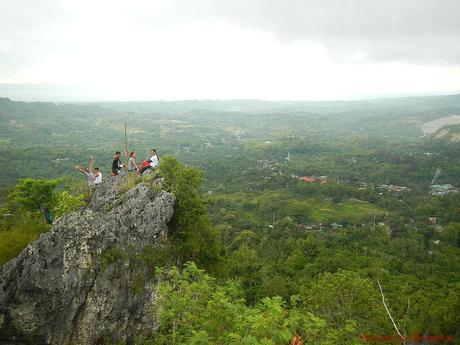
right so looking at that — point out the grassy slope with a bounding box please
[210,190,385,225]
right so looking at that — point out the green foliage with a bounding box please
[131,274,146,295]
[303,271,387,333]
[53,191,85,218]
[144,262,365,345]
[157,157,222,271]
[442,222,460,247]
[100,245,125,271]
[209,191,384,228]
[0,178,89,266]
[0,212,49,265]
[0,178,74,266]
[12,178,60,211]
[118,173,141,194]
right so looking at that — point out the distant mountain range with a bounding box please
[0,84,459,114]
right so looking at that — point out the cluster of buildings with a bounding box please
[52,157,70,164]
[259,160,280,173]
[297,223,322,231]
[377,184,410,193]
[293,175,328,184]
[296,222,343,231]
[429,184,458,196]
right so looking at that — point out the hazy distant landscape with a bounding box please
[2,93,460,192]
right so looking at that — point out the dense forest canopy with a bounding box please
[1,95,460,343]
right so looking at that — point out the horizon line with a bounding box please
[1,90,459,104]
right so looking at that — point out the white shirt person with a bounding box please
[94,168,103,185]
[149,149,159,168]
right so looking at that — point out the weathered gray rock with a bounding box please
[0,173,175,345]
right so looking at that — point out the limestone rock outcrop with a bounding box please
[0,173,175,344]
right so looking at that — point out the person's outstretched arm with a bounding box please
[74,165,87,175]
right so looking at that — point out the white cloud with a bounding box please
[0,0,459,100]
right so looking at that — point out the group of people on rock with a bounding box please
[113,148,159,175]
[75,148,159,188]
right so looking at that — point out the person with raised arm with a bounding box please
[74,155,96,187]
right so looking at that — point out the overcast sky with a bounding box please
[1,0,459,101]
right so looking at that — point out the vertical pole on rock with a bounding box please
[124,123,128,159]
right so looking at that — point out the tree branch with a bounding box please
[377,279,405,343]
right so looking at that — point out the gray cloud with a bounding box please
[0,0,459,77]
[173,0,460,64]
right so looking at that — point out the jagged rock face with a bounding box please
[0,173,175,345]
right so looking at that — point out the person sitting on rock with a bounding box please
[127,151,139,173]
[139,148,159,175]
[149,148,159,168]
[94,167,102,185]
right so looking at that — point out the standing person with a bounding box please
[40,203,53,224]
[128,151,139,173]
[74,155,96,187]
[74,166,96,186]
[94,167,102,185]
[75,155,97,196]
[112,151,123,175]
[149,148,159,168]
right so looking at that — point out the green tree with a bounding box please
[0,212,49,265]
[12,178,60,212]
[442,222,460,248]
[158,157,222,271]
[53,191,85,218]
[303,270,389,335]
[142,262,348,345]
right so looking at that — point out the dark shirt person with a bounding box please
[112,151,123,175]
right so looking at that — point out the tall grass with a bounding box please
[0,213,50,266]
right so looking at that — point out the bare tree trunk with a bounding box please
[377,279,405,344]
